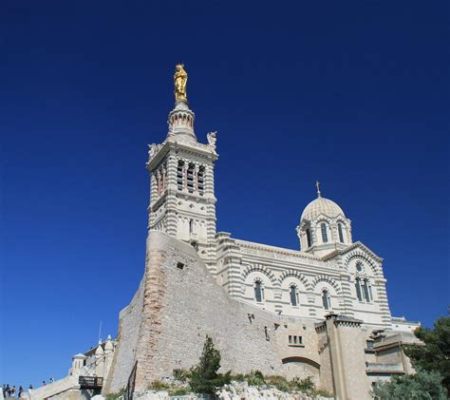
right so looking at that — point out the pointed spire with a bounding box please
[316,180,322,198]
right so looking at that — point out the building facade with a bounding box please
[30,66,421,400]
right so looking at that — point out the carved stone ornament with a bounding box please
[207,131,217,149]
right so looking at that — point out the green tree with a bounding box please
[373,369,447,400]
[189,335,230,394]
[405,316,450,393]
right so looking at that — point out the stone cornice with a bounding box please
[234,238,321,262]
[340,241,383,262]
[322,241,383,264]
[326,313,363,328]
[147,138,217,171]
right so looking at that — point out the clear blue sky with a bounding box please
[1,0,448,388]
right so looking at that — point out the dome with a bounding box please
[301,196,345,221]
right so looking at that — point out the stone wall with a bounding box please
[106,231,329,395]
[29,376,79,400]
[335,323,370,400]
[103,278,145,393]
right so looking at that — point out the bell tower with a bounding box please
[146,65,218,272]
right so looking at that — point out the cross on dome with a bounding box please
[316,180,322,198]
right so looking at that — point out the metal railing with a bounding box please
[78,376,103,389]
[125,362,137,400]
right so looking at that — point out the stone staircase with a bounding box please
[28,376,79,400]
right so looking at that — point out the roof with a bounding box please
[301,196,346,221]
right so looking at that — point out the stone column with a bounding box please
[323,314,371,400]
[216,232,242,299]
[339,274,355,318]
[204,162,217,272]
[161,155,179,237]
[374,277,392,326]
[148,169,158,228]
[325,315,348,399]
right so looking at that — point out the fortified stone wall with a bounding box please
[104,279,145,393]
[336,323,370,400]
[106,231,333,394]
[316,325,334,394]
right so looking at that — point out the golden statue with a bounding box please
[173,64,188,102]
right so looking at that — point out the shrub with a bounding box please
[245,370,266,386]
[148,380,170,391]
[291,376,315,393]
[266,375,290,392]
[189,335,231,394]
[173,368,190,382]
[229,373,245,382]
[168,387,189,396]
[373,369,447,400]
[313,388,333,397]
[404,316,450,394]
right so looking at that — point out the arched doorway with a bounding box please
[281,356,320,384]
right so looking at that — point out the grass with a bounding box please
[144,370,333,398]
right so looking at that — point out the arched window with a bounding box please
[338,223,344,243]
[189,219,194,234]
[362,279,371,302]
[177,160,184,191]
[322,289,331,310]
[306,228,313,247]
[355,278,363,301]
[187,163,195,193]
[161,164,167,192]
[157,170,163,195]
[153,171,161,195]
[254,280,264,303]
[321,223,328,243]
[197,166,205,195]
[289,285,298,306]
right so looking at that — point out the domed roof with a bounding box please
[301,196,345,221]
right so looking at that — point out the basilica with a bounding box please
[29,66,421,400]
